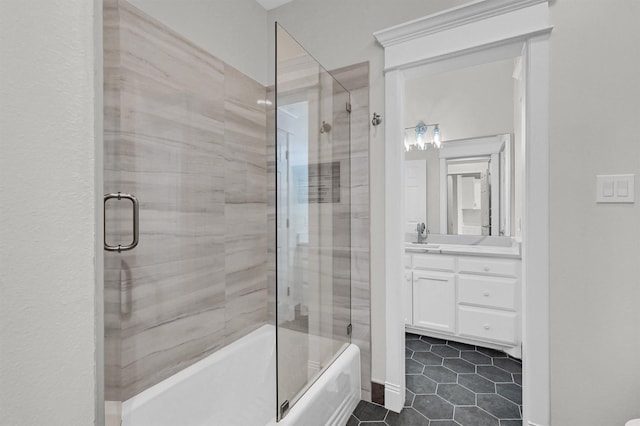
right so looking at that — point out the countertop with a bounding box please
[405,241,521,258]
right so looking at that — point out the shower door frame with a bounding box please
[375,1,552,424]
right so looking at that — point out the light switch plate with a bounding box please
[596,174,635,203]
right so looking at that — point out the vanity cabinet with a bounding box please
[405,251,521,356]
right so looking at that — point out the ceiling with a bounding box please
[255,0,295,11]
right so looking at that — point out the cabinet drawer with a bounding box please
[413,254,456,272]
[404,254,412,269]
[458,257,519,277]
[458,275,518,310]
[458,306,517,345]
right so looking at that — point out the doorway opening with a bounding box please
[375,1,552,424]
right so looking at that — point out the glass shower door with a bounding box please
[275,23,352,420]
[103,0,240,414]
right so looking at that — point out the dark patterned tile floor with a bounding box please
[348,333,523,426]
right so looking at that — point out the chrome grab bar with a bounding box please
[104,192,139,252]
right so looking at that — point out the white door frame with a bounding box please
[374,1,551,425]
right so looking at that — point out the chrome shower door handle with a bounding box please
[104,192,139,252]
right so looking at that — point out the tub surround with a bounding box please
[331,62,372,401]
[267,59,373,401]
[105,0,371,407]
[104,0,267,402]
[118,325,361,426]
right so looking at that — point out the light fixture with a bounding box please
[415,121,427,150]
[404,121,441,151]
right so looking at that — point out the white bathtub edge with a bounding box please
[122,324,274,417]
[270,343,361,426]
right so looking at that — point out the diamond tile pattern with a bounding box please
[349,333,522,425]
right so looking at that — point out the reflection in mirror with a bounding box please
[439,134,511,237]
[404,134,514,239]
[403,57,522,242]
[446,157,491,235]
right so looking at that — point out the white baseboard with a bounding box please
[384,381,403,413]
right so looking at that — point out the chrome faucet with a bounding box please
[416,222,428,243]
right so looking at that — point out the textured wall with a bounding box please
[104,0,267,401]
[0,1,99,425]
[549,0,640,424]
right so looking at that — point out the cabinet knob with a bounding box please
[483,324,491,330]
[483,291,490,297]
[483,265,490,272]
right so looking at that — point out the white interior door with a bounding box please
[404,160,427,235]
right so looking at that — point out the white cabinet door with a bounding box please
[404,271,413,325]
[412,271,456,333]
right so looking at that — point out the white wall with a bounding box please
[128,0,269,85]
[549,0,640,424]
[0,1,100,425]
[267,0,469,384]
[405,59,515,142]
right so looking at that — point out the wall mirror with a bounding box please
[403,57,522,240]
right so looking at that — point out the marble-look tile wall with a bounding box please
[268,52,371,402]
[332,62,372,401]
[104,0,267,402]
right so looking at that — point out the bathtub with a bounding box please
[112,324,361,426]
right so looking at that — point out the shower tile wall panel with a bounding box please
[104,0,267,401]
[223,66,268,345]
[332,62,372,401]
[104,0,123,401]
[266,86,276,324]
[330,77,353,347]
[270,58,371,400]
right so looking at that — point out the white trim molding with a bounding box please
[373,0,548,48]
[374,0,551,73]
[375,1,551,423]
[383,68,406,413]
[383,381,403,412]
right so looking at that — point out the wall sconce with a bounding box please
[404,121,441,151]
